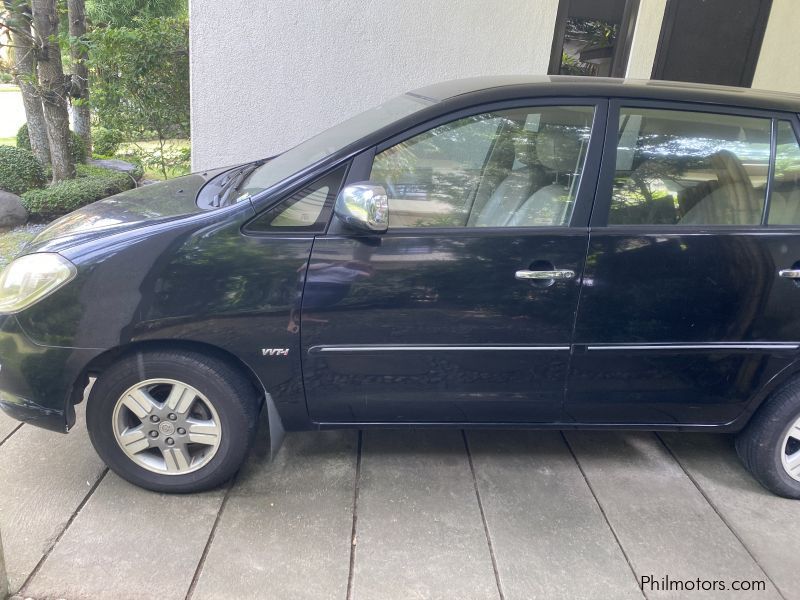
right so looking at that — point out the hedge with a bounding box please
[21,164,138,220]
[0,145,46,195]
[16,124,88,164]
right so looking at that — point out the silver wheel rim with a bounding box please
[112,378,222,475]
[781,414,800,482]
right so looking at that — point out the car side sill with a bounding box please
[311,421,743,433]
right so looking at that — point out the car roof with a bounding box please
[411,75,800,114]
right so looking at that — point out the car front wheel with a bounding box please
[736,378,800,499]
[87,349,260,493]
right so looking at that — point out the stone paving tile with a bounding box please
[24,473,225,600]
[0,404,105,594]
[5,419,799,600]
[661,432,800,600]
[0,528,7,600]
[0,410,20,443]
[565,431,782,600]
[351,429,499,600]
[467,431,643,600]
[191,430,357,600]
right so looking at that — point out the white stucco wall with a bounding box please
[752,0,800,93]
[190,0,560,170]
[625,0,667,79]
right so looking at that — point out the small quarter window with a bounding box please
[270,185,329,227]
[767,121,800,225]
[608,108,771,226]
[246,165,347,233]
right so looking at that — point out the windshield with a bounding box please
[233,93,435,201]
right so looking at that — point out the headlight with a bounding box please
[0,253,77,313]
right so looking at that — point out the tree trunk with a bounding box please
[5,1,50,164]
[67,0,90,151]
[30,0,75,182]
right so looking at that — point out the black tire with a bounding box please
[87,349,260,493]
[735,378,800,499]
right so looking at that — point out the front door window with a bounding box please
[369,106,595,228]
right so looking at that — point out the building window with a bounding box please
[548,0,640,78]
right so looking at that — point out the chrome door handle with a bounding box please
[779,269,800,279]
[515,269,576,281]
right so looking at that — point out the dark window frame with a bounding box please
[547,0,641,78]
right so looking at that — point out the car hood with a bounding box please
[26,167,232,252]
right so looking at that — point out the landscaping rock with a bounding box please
[0,191,28,228]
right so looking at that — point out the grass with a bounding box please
[0,224,46,268]
[118,138,190,153]
[0,135,191,180]
[141,164,190,180]
[0,85,20,93]
[117,138,190,180]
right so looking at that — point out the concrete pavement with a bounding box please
[2,406,800,600]
[0,529,7,600]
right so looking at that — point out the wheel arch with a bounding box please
[72,338,283,422]
[70,338,285,454]
[75,339,264,402]
[732,358,800,432]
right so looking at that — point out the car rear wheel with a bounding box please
[736,378,800,499]
[87,349,260,493]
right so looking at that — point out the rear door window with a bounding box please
[767,121,800,225]
[608,108,771,226]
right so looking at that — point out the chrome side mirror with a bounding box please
[334,183,389,233]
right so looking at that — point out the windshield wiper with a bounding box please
[211,160,265,207]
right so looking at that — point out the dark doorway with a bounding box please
[548,0,640,78]
[651,0,772,87]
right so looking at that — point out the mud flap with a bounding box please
[263,392,285,459]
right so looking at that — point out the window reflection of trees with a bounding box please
[610,113,771,225]
[371,110,592,228]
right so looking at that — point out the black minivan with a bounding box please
[3,76,800,497]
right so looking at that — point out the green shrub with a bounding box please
[0,145,46,195]
[16,123,88,164]
[15,124,28,149]
[92,127,125,156]
[89,17,189,177]
[21,164,136,220]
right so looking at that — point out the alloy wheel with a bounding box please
[781,414,800,482]
[112,378,222,475]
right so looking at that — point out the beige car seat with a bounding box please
[680,150,762,225]
[507,130,584,227]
